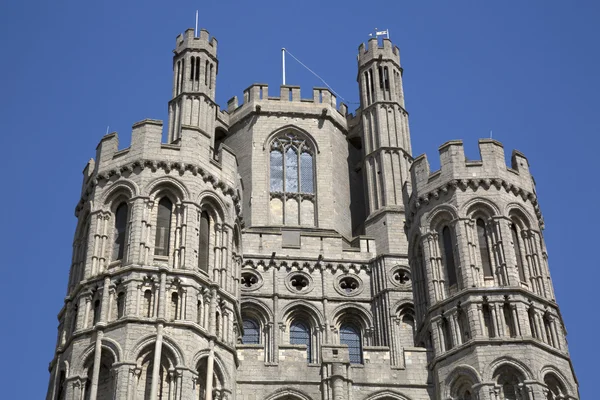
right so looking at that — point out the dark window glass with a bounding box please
[154,197,173,256]
[290,321,311,362]
[112,202,128,261]
[171,292,179,321]
[504,303,516,338]
[511,224,526,282]
[477,219,493,277]
[483,304,495,338]
[116,292,125,319]
[340,323,362,364]
[57,370,66,400]
[93,300,101,325]
[242,319,260,344]
[441,226,458,286]
[144,290,153,318]
[198,211,210,273]
[442,318,453,351]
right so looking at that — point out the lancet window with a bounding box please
[112,202,129,261]
[198,211,210,273]
[510,222,527,282]
[476,218,494,278]
[440,226,458,287]
[154,197,173,256]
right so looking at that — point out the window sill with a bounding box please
[237,344,264,349]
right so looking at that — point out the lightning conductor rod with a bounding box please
[195,10,199,37]
[282,48,286,85]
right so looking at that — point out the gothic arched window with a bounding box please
[270,133,314,194]
[198,211,210,273]
[441,226,458,286]
[269,132,316,226]
[476,218,493,277]
[242,318,260,344]
[112,202,129,261]
[290,320,311,362]
[154,197,173,256]
[340,323,362,364]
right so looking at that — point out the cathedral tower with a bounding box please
[407,140,578,399]
[46,24,579,400]
[46,28,242,400]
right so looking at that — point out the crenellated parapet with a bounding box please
[174,28,217,59]
[408,139,542,227]
[76,119,241,217]
[225,84,349,131]
[357,38,401,69]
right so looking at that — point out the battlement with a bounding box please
[357,38,401,67]
[175,28,217,56]
[92,119,238,190]
[410,139,535,198]
[226,84,349,129]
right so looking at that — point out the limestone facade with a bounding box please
[45,27,579,400]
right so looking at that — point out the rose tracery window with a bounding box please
[269,132,316,226]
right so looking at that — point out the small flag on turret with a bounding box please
[369,29,390,39]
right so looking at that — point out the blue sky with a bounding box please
[0,0,597,398]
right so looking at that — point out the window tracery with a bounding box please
[269,131,316,226]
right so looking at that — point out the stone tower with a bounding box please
[46,26,579,400]
[46,28,242,400]
[406,140,579,399]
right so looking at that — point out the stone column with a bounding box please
[205,345,215,400]
[149,324,164,400]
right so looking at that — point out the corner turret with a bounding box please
[167,28,220,144]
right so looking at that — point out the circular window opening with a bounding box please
[340,276,360,293]
[290,274,309,291]
[240,271,262,291]
[392,269,410,285]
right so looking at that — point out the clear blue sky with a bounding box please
[0,0,597,398]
